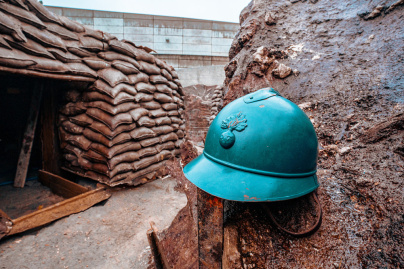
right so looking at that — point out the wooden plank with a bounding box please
[197,189,224,269]
[41,83,61,175]
[9,187,111,236]
[0,210,12,240]
[38,170,89,199]
[14,83,43,188]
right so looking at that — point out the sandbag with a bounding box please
[27,57,70,74]
[63,144,83,157]
[64,153,77,163]
[82,149,107,163]
[109,39,136,58]
[9,0,29,11]
[112,60,139,75]
[154,92,173,103]
[98,68,129,88]
[108,152,140,170]
[156,141,175,152]
[129,108,149,121]
[61,120,84,134]
[133,155,158,171]
[88,121,137,139]
[161,103,178,111]
[128,72,149,85]
[136,82,156,93]
[159,150,173,160]
[141,101,161,110]
[149,75,169,85]
[70,113,94,127]
[21,23,66,51]
[85,170,109,183]
[67,62,98,78]
[91,79,137,98]
[175,139,183,148]
[134,92,154,103]
[167,81,179,91]
[161,69,173,81]
[0,35,12,50]
[98,51,141,69]
[132,48,155,64]
[67,46,95,57]
[60,102,87,116]
[59,127,92,150]
[138,147,158,158]
[115,161,165,185]
[110,162,133,178]
[155,84,172,95]
[0,3,45,29]
[83,57,111,70]
[83,128,132,147]
[0,47,37,68]
[4,36,55,59]
[173,149,181,156]
[138,61,160,75]
[25,0,62,25]
[59,16,85,33]
[86,107,133,130]
[137,116,156,128]
[170,117,182,124]
[139,137,160,147]
[86,101,138,115]
[79,35,105,52]
[44,22,79,41]
[65,90,81,103]
[130,127,156,140]
[149,109,167,118]
[91,141,141,159]
[48,48,82,63]
[155,116,171,126]
[151,125,174,135]
[176,130,185,139]
[160,132,178,143]
[171,124,179,130]
[83,91,135,105]
[167,110,179,116]
[83,27,105,41]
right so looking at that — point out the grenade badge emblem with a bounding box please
[219,112,247,149]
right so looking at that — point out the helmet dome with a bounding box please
[184,88,319,201]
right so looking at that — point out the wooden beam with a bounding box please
[38,170,89,199]
[14,83,43,188]
[41,82,61,175]
[0,210,12,240]
[9,186,111,236]
[197,189,224,269]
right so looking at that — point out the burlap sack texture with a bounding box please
[0,0,185,186]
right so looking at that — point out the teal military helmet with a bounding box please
[183,88,319,202]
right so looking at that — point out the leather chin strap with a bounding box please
[261,192,322,237]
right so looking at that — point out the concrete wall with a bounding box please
[46,6,238,57]
[177,66,225,87]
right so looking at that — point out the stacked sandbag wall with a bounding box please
[58,49,185,186]
[207,86,224,125]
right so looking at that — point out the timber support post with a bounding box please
[197,188,224,269]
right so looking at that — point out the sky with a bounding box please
[43,0,251,23]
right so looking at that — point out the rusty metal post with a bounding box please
[197,188,224,269]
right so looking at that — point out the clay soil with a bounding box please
[157,0,403,268]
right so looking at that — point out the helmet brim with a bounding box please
[184,153,319,202]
